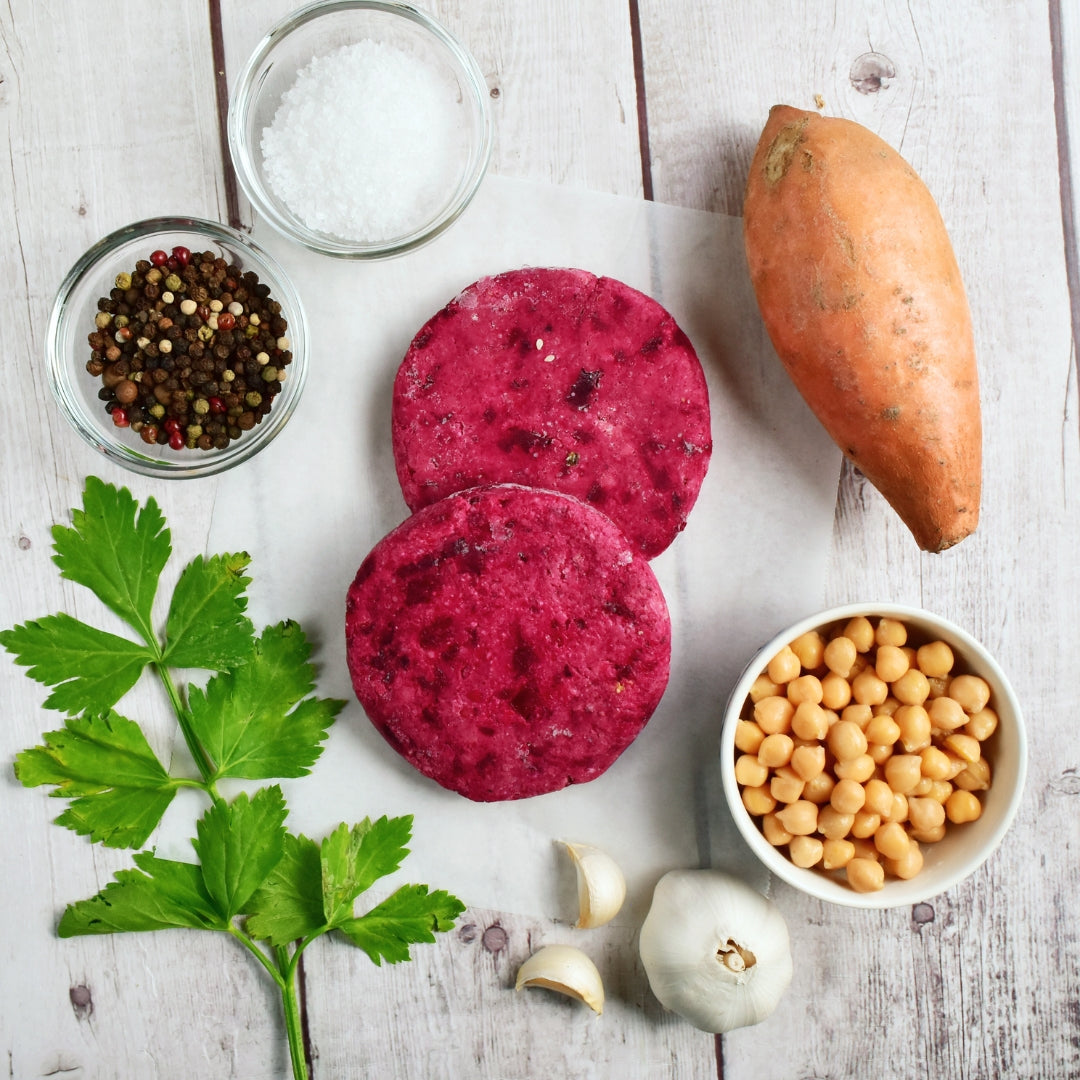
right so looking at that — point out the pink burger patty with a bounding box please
[344,484,671,801]
[392,267,712,559]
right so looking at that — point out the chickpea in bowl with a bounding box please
[719,604,1026,909]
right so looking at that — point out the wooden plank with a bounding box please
[642,1,1080,1077]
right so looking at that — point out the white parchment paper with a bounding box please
[193,176,840,924]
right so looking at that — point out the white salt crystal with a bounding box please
[261,39,464,242]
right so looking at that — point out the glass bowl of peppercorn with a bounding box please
[46,216,307,478]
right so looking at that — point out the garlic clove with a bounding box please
[562,841,627,929]
[638,869,793,1033]
[515,944,605,1014]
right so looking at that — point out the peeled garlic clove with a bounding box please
[515,944,605,1014]
[638,869,793,1033]
[563,841,627,928]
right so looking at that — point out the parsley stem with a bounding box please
[276,944,311,1080]
[155,661,217,784]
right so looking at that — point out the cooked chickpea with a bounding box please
[927,779,954,803]
[770,766,805,804]
[850,810,882,839]
[787,674,824,706]
[953,757,991,792]
[868,741,894,766]
[849,837,880,862]
[735,754,769,788]
[928,695,967,733]
[775,800,818,836]
[907,795,946,832]
[757,733,795,769]
[791,744,826,782]
[884,754,923,794]
[875,617,908,648]
[851,668,889,706]
[802,772,835,804]
[910,823,946,844]
[790,631,826,670]
[833,753,875,783]
[884,792,909,824]
[767,645,801,685]
[892,667,930,706]
[885,840,924,880]
[789,835,825,869]
[964,706,999,741]
[875,644,910,683]
[857,779,888,819]
[734,719,766,754]
[872,696,901,717]
[755,694,795,735]
[910,775,934,797]
[822,837,856,870]
[762,812,794,846]
[919,745,953,781]
[830,778,867,815]
[847,857,885,893]
[791,701,830,741]
[895,704,931,752]
[828,719,868,762]
[821,671,853,710]
[925,675,950,699]
[817,805,855,839]
[841,703,874,730]
[873,821,911,861]
[742,786,776,816]
[945,789,983,824]
[943,732,981,764]
[843,616,875,653]
[949,674,991,714]
[824,635,857,678]
[865,715,901,746]
[916,640,954,677]
[749,673,782,702]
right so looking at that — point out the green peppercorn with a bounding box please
[95,312,113,329]
[164,273,183,292]
[115,272,133,290]
[244,391,262,408]
[192,397,210,416]
[149,403,165,419]
[261,366,278,382]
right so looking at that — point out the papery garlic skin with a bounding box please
[563,841,627,928]
[515,944,605,1014]
[638,869,793,1033]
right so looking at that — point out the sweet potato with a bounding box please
[742,105,981,552]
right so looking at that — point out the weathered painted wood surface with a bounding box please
[1,1,1077,1076]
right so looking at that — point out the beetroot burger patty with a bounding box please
[392,267,712,559]
[345,484,671,801]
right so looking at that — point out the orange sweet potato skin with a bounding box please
[743,105,981,552]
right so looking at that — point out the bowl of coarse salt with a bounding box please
[228,0,493,259]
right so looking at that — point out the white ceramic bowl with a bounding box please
[228,0,493,258]
[720,603,1027,909]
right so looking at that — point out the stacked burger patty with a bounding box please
[345,268,713,801]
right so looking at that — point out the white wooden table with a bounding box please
[2,2,1078,1076]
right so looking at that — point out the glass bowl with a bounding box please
[47,216,308,479]
[228,0,493,259]
[719,603,1027,909]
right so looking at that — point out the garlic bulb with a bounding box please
[638,869,793,1033]
[515,944,605,1014]
[563,841,627,928]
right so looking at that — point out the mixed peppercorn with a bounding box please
[86,246,291,451]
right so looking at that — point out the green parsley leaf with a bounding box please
[187,622,344,781]
[161,553,255,671]
[193,786,288,920]
[14,711,177,848]
[337,885,466,966]
[51,477,170,645]
[245,832,326,946]
[58,850,225,936]
[320,816,413,928]
[0,613,155,715]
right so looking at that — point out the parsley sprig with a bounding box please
[2,478,464,1080]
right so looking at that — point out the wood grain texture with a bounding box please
[643,1,1080,1076]
[3,0,1079,1076]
